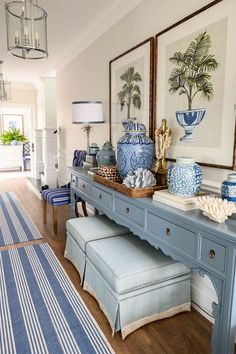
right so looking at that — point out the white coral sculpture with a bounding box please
[196,196,236,223]
[123,168,156,188]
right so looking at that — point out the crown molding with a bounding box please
[55,0,143,72]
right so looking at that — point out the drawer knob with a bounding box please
[82,184,85,189]
[72,179,75,183]
[208,249,216,259]
[99,194,102,199]
[125,208,130,214]
[166,227,171,236]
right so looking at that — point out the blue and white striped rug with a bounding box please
[0,243,114,354]
[0,192,42,246]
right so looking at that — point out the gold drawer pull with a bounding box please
[125,208,130,214]
[208,249,216,259]
[166,228,171,236]
[99,194,102,199]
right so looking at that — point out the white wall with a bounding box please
[56,0,236,323]
[11,87,36,105]
[36,77,57,129]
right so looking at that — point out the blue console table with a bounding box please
[67,166,236,354]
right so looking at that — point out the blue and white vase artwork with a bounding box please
[176,108,206,142]
[117,122,154,178]
[221,173,236,202]
[167,157,202,196]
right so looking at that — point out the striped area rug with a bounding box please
[0,192,42,246]
[0,243,114,354]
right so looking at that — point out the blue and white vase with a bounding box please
[167,157,202,196]
[221,173,236,202]
[176,108,206,142]
[117,122,154,178]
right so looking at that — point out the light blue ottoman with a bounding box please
[83,234,191,339]
[64,215,129,283]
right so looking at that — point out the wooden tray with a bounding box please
[93,174,166,198]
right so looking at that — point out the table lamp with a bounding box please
[72,101,104,153]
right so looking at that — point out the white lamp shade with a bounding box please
[72,101,104,124]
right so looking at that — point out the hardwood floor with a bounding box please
[0,176,214,354]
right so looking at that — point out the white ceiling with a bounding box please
[0,0,141,86]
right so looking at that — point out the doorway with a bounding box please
[0,104,36,178]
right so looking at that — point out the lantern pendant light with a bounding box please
[5,0,48,60]
[0,61,11,101]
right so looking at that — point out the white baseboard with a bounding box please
[27,180,42,200]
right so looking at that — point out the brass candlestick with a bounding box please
[154,119,172,185]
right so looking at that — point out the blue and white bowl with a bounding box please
[221,173,236,202]
[176,108,206,142]
[167,157,202,196]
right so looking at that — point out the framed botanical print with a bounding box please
[2,114,24,134]
[155,0,236,169]
[109,37,154,145]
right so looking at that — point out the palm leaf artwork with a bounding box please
[168,31,219,110]
[117,66,142,119]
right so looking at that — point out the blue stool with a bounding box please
[64,215,129,284]
[42,150,86,233]
[84,234,191,338]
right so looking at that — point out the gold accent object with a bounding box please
[154,118,172,173]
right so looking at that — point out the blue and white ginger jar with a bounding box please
[221,173,236,202]
[117,122,154,178]
[167,157,202,196]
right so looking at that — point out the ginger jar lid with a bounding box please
[176,157,195,165]
[101,141,114,151]
[228,173,236,183]
[125,122,146,132]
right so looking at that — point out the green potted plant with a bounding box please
[0,128,28,145]
[168,31,219,142]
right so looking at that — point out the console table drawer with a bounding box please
[114,198,144,226]
[78,179,91,195]
[200,237,226,272]
[71,175,78,188]
[92,186,112,209]
[147,213,197,258]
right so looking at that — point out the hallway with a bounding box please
[0,176,214,354]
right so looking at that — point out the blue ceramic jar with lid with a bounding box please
[221,173,236,202]
[96,141,116,166]
[167,157,202,196]
[117,121,154,178]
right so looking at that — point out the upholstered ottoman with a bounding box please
[83,234,191,339]
[64,215,129,283]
